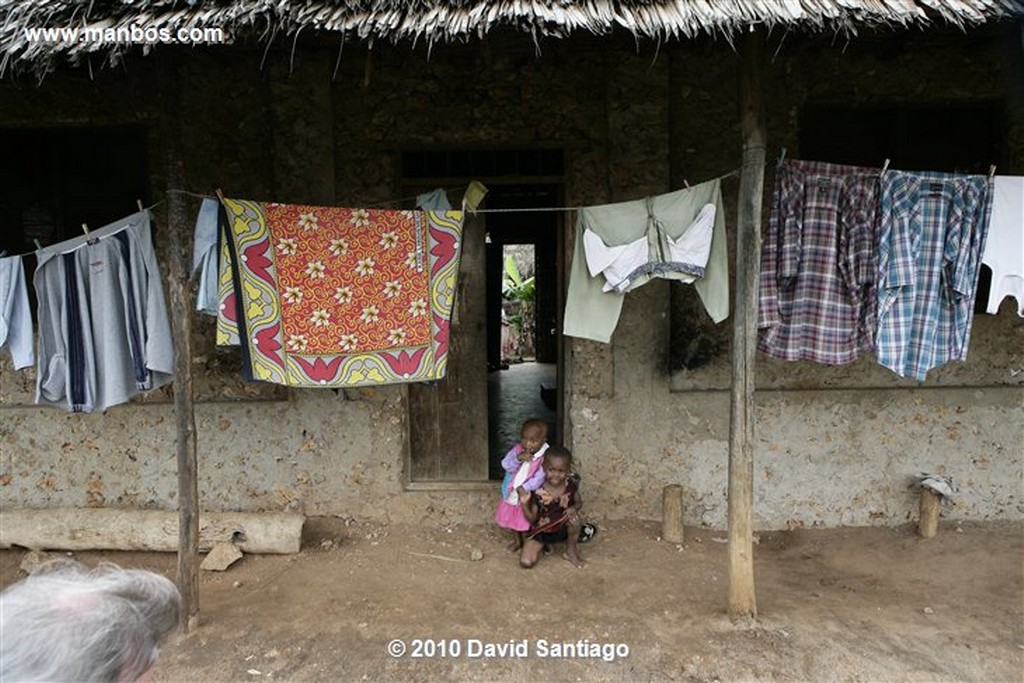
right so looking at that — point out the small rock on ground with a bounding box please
[201,542,243,571]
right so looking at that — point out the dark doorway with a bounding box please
[484,184,560,480]
[401,151,564,484]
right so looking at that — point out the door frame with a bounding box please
[399,168,567,489]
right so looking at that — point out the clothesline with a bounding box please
[4,159,1002,260]
[3,168,744,258]
[1,198,166,259]
[166,166,742,213]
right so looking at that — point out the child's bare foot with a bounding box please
[563,551,585,568]
[542,544,553,556]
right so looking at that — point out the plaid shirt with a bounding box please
[876,171,992,381]
[758,159,880,364]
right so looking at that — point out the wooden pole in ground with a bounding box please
[159,49,200,632]
[728,26,766,619]
[918,489,941,538]
[662,485,685,544]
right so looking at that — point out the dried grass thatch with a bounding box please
[1,0,1021,76]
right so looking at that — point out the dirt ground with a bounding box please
[2,518,1021,683]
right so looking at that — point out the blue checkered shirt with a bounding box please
[875,171,992,381]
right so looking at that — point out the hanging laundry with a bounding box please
[563,178,728,343]
[217,199,464,387]
[463,181,489,213]
[982,176,1023,316]
[415,188,452,211]
[216,210,240,346]
[584,202,716,293]
[758,159,880,364]
[876,171,992,381]
[192,197,221,316]
[0,254,34,370]
[33,210,173,412]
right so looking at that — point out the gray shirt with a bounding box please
[34,211,173,412]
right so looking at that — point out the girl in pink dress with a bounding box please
[494,418,549,551]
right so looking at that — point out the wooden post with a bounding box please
[918,489,941,538]
[160,49,200,632]
[662,485,685,544]
[728,26,766,619]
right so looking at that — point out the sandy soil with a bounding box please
[2,518,1021,682]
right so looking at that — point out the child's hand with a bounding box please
[538,489,554,505]
[515,485,528,498]
[517,449,532,462]
[519,490,532,504]
[558,492,571,508]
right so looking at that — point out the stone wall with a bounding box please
[0,27,1020,530]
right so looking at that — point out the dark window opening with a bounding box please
[798,102,1002,174]
[401,148,564,179]
[799,101,1003,315]
[0,126,149,254]
[0,125,149,315]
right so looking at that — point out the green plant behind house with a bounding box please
[502,253,536,358]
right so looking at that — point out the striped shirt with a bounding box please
[875,171,992,381]
[758,159,880,365]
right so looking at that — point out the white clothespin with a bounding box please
[81,223,90,235]
[880,158,890,176]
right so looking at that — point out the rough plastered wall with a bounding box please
[1,28,1021,530]
[567,27,1023,530]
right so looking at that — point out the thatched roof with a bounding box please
[2,0,1021,76]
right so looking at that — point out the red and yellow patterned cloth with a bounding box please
[216,199,464,387]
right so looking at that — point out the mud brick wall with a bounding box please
[1,27,1021,529]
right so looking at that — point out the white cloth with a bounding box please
[914,472,956,499]
[506,442,548,505]
[0,255,34,370]
[584,202,716,292]
[982,176,1024,316]
[193,197,221,316]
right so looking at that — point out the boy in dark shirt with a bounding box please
[520,446,585,569]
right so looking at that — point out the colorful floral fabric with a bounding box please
[217,199,464,387]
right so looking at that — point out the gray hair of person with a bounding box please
[0,561,182,683]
